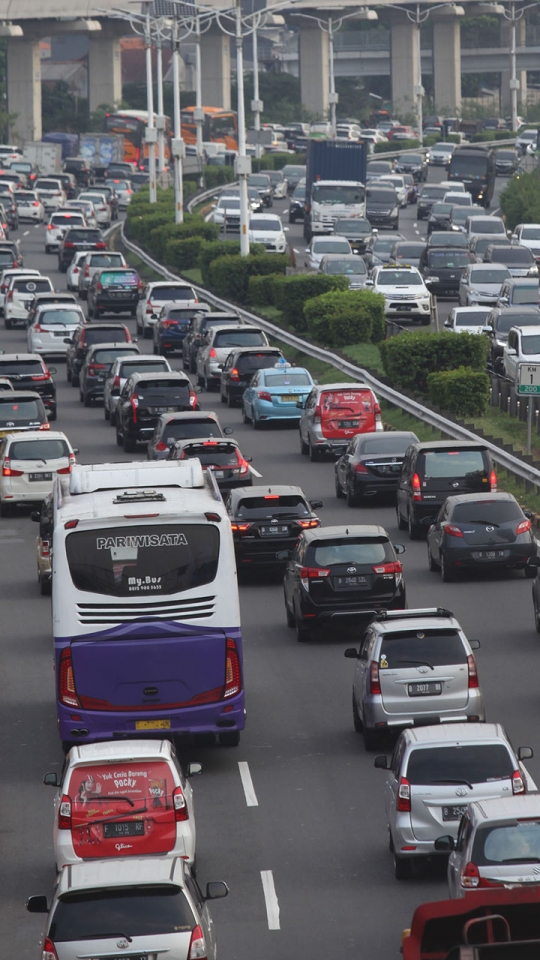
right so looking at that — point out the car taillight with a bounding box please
[223,637,241,699]
[313,404,321,424]
[445,524,464,538]
[209,347,217,359]
[47,223,53,230]
[161,319,177,328]
[63,241,74,249]
[88,363,106,376]
[7,288,12,300]
[354,463,369,474]
[155,440,168,452]
[230,367,240,381]
[113,375,121,388]
[258,391,272,402]
[397,777,411,812]
[467,653,479,689]
[41,539,50,557]
[96,281,103,293]
[131,395,139,422]
[490,469,497,491]
[59,648,80,707]
[299,566,330,589]
[173,785,189,821]
[372,560,402,575]
[188,924,207,960]
[512,769,526,794]
[146,302,154,313]
[461,862,480,888]
[2,458,23,477]
[231,521,251,533]
[237,456,250,475]
[57,465,71,475]
[517,518,532,535]
[96,241,106,250]
[369,660,381,695]
[41,937,59,960]
[84,264,90,276]
[189,390,198,409]
[32,201,40,207]
[297,518,320,528]
[412,472,422,501]
[58,794,72,830]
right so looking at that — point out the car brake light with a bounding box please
[59,648,80,707]
[209,347,217,359]
[131,395,139,422]
[58,794,72,830]
[313,404,321,424]
[445,524,464,538]
[237,456,250,475]
[188,924,207,960]
[369,660,381,695]
[189,390,198,409]
[517,518,531,535]
[231,522,251,533]
[490,469,497,491]
[230,367,240,381]
[2,458,23,477]
[113,375,121,388]
[467,653,479,688]
[84,264,90,276]
[155,440,168,452]
[397,777,411,812]
[41,937,59,960]
[41,539,50,557]
[173,785,189,821]
[412,472,421,501]
[257,390,272,402]
[461,861,480,888]
[512,769,526,794]
[223,637,241,699]
[57,465,71,475]
[63,241,74,249]
[88,363,106,376]
[96,242,106,250]
[146,302,154,313]
[372,560,402,575]
[297,518,320,528]
[354,463,369,474]
[161,319,177,328]
[299,566,330,589]
[38,422,50,431]
[47,224,53,230]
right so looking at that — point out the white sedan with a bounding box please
[443,306,492,334]
[66,251,88,292]
[305,235,352,270]
[15,190,44,222]
[248,214,287,254]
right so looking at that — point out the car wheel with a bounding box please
[347,481,359,508]
[45,245,51,254]
[116,425,123,447]
[362,727,378,751]
[253,413,262,430]
[440,553,456,582]
[39,571,52,596]
[299,430,308,455]
[285,591,295,628]
[48,407,57,422]
[427,544,439,571]
[534,597,540,634]
[295,615,310,642]
[136,316,142,336]
[227,391,235,408]
[308,439,319,462]
[335,473,344,498]
[104,405,110,421]
[79,389,84,403]
[110,411,116,427]
[72,374,79,387]
[123,433,136,453]
[408,510,423,541]
[84,393,92,408]
[524,564,536,579]
[220,390,227,404]
[153,343,158,355]
[67,365,72,383]
[196,372,204,388]
[79,290,87,301]
[396,504,407,531]
[204,373,211,392]
[218,731,240,747]
[352,693,363,733]
[394,855,412,880]
[4,318,11,330]
[0,500,12,517]
[130,308,136,318]
[143,325,152,340]
[242,404,251,424]
[189,356,197,374]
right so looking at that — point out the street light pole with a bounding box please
[144,2,157,203]
[251,23,263,158]
[328,17,338,138]
[156,33,165,175]
[194,15,205,178]
[171,17,184,223]
[235,0,250,256]
[414,5,423,148]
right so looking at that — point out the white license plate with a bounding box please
[214,470,224,479]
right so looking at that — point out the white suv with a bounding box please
[248,213,287,253]
[45,210,85,254]
[368,264,432,324]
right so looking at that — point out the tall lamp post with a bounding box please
[482,1,537,132]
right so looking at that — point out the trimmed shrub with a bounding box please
[374,139,419,153]
[208,253,288,303]
[500,169,540,231]
[251,152,306,173]
[380,331,488,395]
[303,289,385,347]
[165,236,205,272]
[248,273,283,306]
[427,366,490,417]
[271,274,349,331]
[201,165,236,189]
[199,240,263,286]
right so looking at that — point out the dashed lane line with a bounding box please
[261,870,280,929]
[238,761,258,806]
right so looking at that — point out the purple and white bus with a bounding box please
[51,460,244,751]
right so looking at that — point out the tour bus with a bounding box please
[181,106,238,151]
[103,110,172,167]
[50,460,243,751]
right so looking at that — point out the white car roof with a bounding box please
[402,722,509,746]
[57,856,186,895]
[4,430,71,444]
[66,738,175,764]
[469,794,540,822]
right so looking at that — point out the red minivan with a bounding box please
[299,382,383,460]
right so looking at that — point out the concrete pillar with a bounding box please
[299,22,329,118]
[390,18,418,118]
[7,38,42,144]
[432,18,461,113]
[200,28,231,110]
[500,17,527,113]
[88,31,122,112]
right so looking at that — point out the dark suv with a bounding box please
[0,353,57,419]
[283,524,406,642]
[396,440,495,540]
[419,246,471,297]
[147,410,231,460]
[115,371,197,452]
[153,303,209,356]
[182,311,240,374]
[87,267,141,319]
[226,484,322,571]
[66,322,133,387]
[79,342,140,406]
[58,227,105,272]
[484,305,540,372]
[63,157,93,187]
[220,347,284,407]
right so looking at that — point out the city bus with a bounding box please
[103,110,172,167]
[50,460,244,751]
[181,106,238,151]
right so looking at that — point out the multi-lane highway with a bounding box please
[2,168,537,959]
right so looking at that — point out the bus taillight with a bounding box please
[59,649,81,708]
[223,638,241,699]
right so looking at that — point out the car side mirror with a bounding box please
[26,895,49,914]
[344,647,359,659]
[132,337,138,343]
[518,746,534,761]
[511,233,517,240]
[43,772,58,787]
[444,320,451,328]
[364,279,374,287]
[186,762,202,777]
[482,326,492,334]
[205,881,229,901]
[469,639,481,650]
[245,456,253,463]
[309,499,323,509]
[506,347,517,356]
[434,835,455,853]
[393,543,405,554]
[223,426,234,435]
[525,511,533,519]
[30,511,41,522]
[63,338,71,344]
[374,755,388,769]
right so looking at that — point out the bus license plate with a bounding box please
[103,820,145,838]
[442,805,467,821]
[135,719,171,730]
[408,682,442,697]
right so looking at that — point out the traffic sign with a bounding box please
[518,363,540,395]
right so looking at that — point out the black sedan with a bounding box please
[335,431,419,506]
[225,484,323,571]
[426,492,536,582]
[394,152,428,182]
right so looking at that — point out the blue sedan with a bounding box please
[242,364,315,428]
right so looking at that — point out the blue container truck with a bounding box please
[304,140,368,241]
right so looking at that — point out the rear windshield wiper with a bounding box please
[466,518,500,527]
[74,932,133,942]
[431,778,474,790]
[73,795,135,806]
[500,857,540,864]
[395,658,434,670]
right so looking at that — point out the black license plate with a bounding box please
[103,820,145,838]
[87,955,147,960]
[408,681,442,697]
[442,805,467,821]
[29,472,52,482]
[335,575,367,588]
[476,550,506,559]
[260,525,289,536]
[338,420,359,429]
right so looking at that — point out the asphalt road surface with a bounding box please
[1,168,535,960]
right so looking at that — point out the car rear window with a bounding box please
[311,537,392,567]
[427,251,471,267]
[66,230,101,243]
[16,192,37,202]
[138,379,188,393]
[120,361,168,377]
[510,285,539,304]
[213,331,266,347]
[491,247,534,264]
[471,268,511,283]
[470,219,505,234]
[454,310,491,327]
[380,628,467,669]
[263,371,311,386]
[9,439,68,460]
[320,389,375,416]
[474,822,540,865]
[39,310,82,325]
[236,495,310,518]
[393,244,425,259]
[452,499,522,523]
[0,253,15,265]
[165,419,222,441]
[52,214,83,225]
[89,254,123,267]
[421,449,487,478]
[85,328,128,344]
[497,312,540,333]
[66,523,219,596]
[0,359,43,374]
[67,760,175,807]
[0,398,42,420]
[181,441,238,465]
[152,285,195,301]
[100,271,139,286]
[360,435,415,454]
[91,348,137,364]
[49,886,194,940]
[12,279,52,293]
[431,204,452,216]
[236,354,282,375]
[406,744,514,785]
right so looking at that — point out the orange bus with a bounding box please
[181,106,238,151]
[103,110,172,167]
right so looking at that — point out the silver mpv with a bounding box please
[27,856,228,960]
[374,723,532,880]
[344,607,485,750]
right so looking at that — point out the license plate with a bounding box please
[442,805,467,821]
[103,820,145,839]
[335,575,367,588]
[408,682,443,697]
[53,330,67,336]
[477,550,506,559]
[281,395,298,402]
[260,525,289,536]
[86,955,147,960]
[135,719,171,730]
[338,420,359,429]
[214,470,224,479]
[29,472,52,481]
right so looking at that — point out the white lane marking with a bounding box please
[293,247,299,254]
[261,870,280,929]
[249,465,263,478]
[23,230,29,236]
[34,223,40,229]
[284,226,290,231]
[522,763,537,792]
[492,207,501,216]
[238,761,258,806]
[414,229,420,236]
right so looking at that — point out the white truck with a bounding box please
[23,141,62,176]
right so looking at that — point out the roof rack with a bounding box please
[372,607,454,622]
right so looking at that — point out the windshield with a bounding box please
[453,310,490,327]
[313,185,365,204]
[509,285,539,304]
[377,270,423,286]
[51,214,83,225]
[249,219,281,231]
[445,195,471,206]
[431,203,452,216]
[9,438,69,460]
[367,189,396,204]
[66,523,219,596]
[324,259,366,276]
[249,176,270,187]
[520,130,538,141]
[367,163,392,174]
[392,244,425,259]
[16,193,37,202]
[38,310,82,325]
[282,166,306,178]
[491,247,534,264]
[406,744,513,785]
[219,198,240,209]
[334,220,370,236]
[236,354,281,374]
[471,268,511,283]
[166,420,222,441]
[449,155,489,176]
[49,887,194,940]
[427,251,471,267]
[400,154,423,164]
[496,150,516,160]
[182,441,238,466]
[432,144,454,152]
[521,227,540,240]
[474,236,508,255]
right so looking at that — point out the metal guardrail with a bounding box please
[187,181,238,215]
[120,223,540,490]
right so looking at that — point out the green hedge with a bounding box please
[248,273,283,306]
[198,166,235,189]
[470,131,512,142]
[375,139,419,153]
[380,331,488,395]
[165,236,205,272]
[251,152,305,172]
[427,366,490,417]
[271,274,349,331]
[303,289,385,347]
[500,169,540,231]
[199,240,264,287]
[208,253,288,303]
